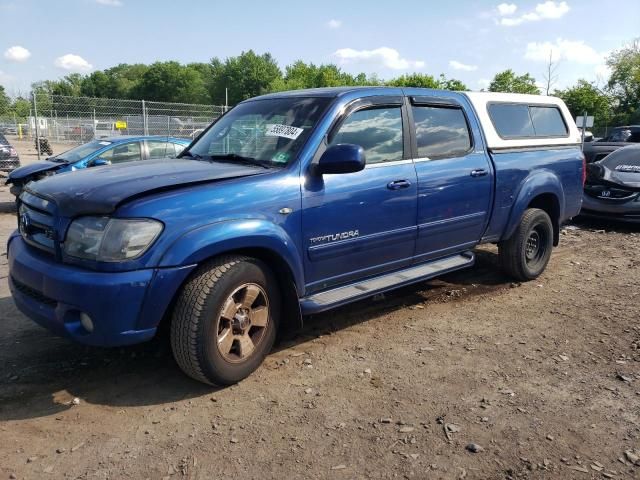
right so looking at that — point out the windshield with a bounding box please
[51,140,111,163]
[602,128,640,143]
[187,97,331,167]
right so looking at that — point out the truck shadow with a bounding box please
[0,249,511,421]
[570,216,640,233]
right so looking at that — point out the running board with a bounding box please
[300,252,474,314]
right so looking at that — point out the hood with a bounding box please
[7,160,60,183]
[586,144,640,191]
[25,158,268,217]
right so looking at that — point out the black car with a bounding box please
[583,125,640,163]
[0,133,20,173]
[582,144,640,223]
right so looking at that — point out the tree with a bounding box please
[606,39,640,124]
[436,74,468,91]
[208,50,282,105]
[489,69,540,94]
[11,97,31,121]
[0,86,10,115]
[81,63,150,98]
[542,50,560,95]
[555,80,611,129]
[386,73,440,88]
[132,61,209,103]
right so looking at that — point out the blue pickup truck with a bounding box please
[8,87,584,385]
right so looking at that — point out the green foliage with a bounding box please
[0,85,10,115]
[386,73,467,90]
[131,61,210,103]
[606,39,640,125]
[555,80,611,129]
[489,69,540,95]
[386,73,440,88]
[208,50,282,105]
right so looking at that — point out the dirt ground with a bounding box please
[0,176,639,479]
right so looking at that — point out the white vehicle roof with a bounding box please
[462,91,581,150]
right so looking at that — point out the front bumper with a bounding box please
[8,235,195,346]
[580,194,640,223]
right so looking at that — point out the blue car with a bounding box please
[6,135,190,196]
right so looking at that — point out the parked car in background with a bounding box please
[94,121,119,138]
[7,87,584,386]
[6,135,189,196]
[583,125,640,163]
[582,144,640,223]
[0,133,20,173]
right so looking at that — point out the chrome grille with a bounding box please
[18,198,56,253]
[584,184,639,201]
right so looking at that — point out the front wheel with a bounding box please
[499,208,554,281]
[170,255,280,386]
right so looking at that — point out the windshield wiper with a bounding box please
[180,151,204,160]
[49,157,71,164]
[208,154,272,169]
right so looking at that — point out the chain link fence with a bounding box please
[0,93,228,149]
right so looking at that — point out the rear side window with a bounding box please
[488,103,568,139]
[529,106,567,136]
[488,104,535,138]
[412,106,471,158]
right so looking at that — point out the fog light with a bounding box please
[80,312,94,333]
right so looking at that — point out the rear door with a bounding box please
[409,95,493,262]
[301,96,418,292]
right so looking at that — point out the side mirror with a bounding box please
[91,158,111,167]
[316,144,366,175]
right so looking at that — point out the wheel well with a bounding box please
[156,247,303,340]
[528,193,560,246]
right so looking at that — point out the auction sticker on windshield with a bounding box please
[265,124,304,140]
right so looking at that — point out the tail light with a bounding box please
[581,153,587,186]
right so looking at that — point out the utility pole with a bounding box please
[33,91,41,160]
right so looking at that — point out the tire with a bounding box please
[170,255,280,386]
[499,208,554,281]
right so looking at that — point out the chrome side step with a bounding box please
[300,252,474,314]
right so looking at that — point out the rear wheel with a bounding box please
[499,208,553,281]
[170,255,280,386]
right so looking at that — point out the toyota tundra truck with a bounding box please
[7,87,585,386]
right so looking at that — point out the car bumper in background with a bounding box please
[0,158,20,172]
[8,235,195,346]
[580,194,640,223]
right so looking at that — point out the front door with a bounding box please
[302,97,418,293]
[409,96,493,262]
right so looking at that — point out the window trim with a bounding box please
[487,101,569,140]
[408,100,475,161]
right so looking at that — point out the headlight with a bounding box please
[64,217,163,262]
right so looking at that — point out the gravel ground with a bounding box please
[0,185,639,479]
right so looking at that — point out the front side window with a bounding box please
[412,105,471,158]
[330,107,403,164]
[188,97,331,167]
[99,142,142,164]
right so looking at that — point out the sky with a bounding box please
[0,0,639,96]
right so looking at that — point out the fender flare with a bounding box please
[502,170,565,242]
[158,219,305,294]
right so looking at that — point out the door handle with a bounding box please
[470,169,488,177]
[387,179,411,190]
